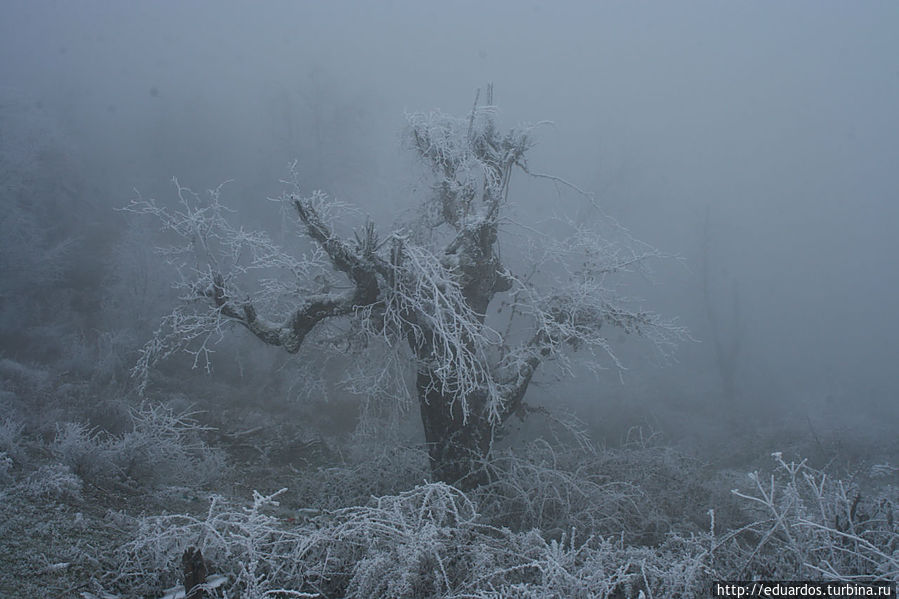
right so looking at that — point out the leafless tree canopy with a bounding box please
[127,91,686,485]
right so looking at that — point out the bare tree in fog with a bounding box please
[128,89,685,488]
[700,206,743,403]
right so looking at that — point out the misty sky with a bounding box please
[2,1,898,419]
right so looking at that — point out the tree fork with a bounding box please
[132,89,686,490]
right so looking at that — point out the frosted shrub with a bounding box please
[114,483,482,598]
[477,440,641,538]
[728,453,899,581]
[324,482,482,598]
[476,438,713,545]
[294,443,430,510]
[463,530,713,599]
[22,463,82,500]
[112,481,719,599]
[593,443,713,540]
[0,416,25,463]
[51,402,227,490]
[115,488,314,598]
[51,421,120,483]
[117,402,227,488]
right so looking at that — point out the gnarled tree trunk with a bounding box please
[133,89,685,493]
[417,370,492,490]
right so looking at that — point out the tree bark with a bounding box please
[416,370,492,490]
[181,547,207,599]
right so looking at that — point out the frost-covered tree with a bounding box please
[129,89,685,488]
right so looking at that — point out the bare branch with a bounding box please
[129,92,689,486]
[291,192,379,299]
[127,180,385,390]
[201,270,359,353]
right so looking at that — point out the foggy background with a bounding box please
[2,1,898,454]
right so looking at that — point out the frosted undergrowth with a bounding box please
[97,452,898,598]
[107,481,712,599]
[51,402,227,490]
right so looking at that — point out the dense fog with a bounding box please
[5,1,897,429]
[2,2,898,595]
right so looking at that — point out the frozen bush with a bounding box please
[113,484,486,598]
[113,488,313,598]
[111,481,719,599]
[726,453,899,581]
[322,482,482,598]
[116,402,228,488]
[22,463,83,500]
[294,443,430,510]
[0,416,25,463]
[599,446,711,535]
[475,437,713,544]
[51,421,120,483]
[476,439,642,538]
[103,444,899,598]
[51,402,228,490]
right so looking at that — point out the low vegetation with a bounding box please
[1,361,896,598]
